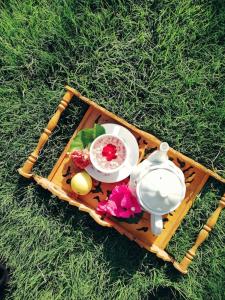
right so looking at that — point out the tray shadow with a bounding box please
[14,177,182,282]
[14,174,224,284]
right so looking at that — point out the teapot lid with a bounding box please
[137,166,186,215]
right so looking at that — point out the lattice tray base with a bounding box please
[19,86,225,274]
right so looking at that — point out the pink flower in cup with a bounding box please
[97,184,142,218]
[102,143,117,161]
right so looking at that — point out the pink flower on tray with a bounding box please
[97,184,142,218]
[71,149,90,169]
[102,143,117,161]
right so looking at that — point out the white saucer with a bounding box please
[85,123,139,183]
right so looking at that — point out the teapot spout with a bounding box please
[148,142,169,163]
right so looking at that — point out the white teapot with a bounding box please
[129,142,186,235]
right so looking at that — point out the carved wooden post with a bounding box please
[174,194,225,274]
[18,90,74,178]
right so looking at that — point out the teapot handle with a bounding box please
[151,214,163,235]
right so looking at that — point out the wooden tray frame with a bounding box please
[19,86,225,274]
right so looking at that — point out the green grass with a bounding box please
[0,0,225,299]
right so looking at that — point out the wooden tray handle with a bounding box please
[174,193,225,274]
[18,90,74,178]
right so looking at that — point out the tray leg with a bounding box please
[173,193,225,274]
[18,90,74,178]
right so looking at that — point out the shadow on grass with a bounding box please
[14,91,224,299]
[14,131,225,300]
[0,259,10,300]
[13,134,224,287]
[14,177,180,285]
[146,286,186,300]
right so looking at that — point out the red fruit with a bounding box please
[71,149,90,169]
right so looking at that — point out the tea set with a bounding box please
[86,123,186,235]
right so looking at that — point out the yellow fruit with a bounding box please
[71,171,92,195]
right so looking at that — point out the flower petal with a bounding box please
[96,184,142,219]
[96,200,108,213]
[120,192,132,208]
[102,143,117,161]
[118,209,132,218]
[105,200,118,216]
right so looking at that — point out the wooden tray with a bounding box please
[19,86,225,274]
